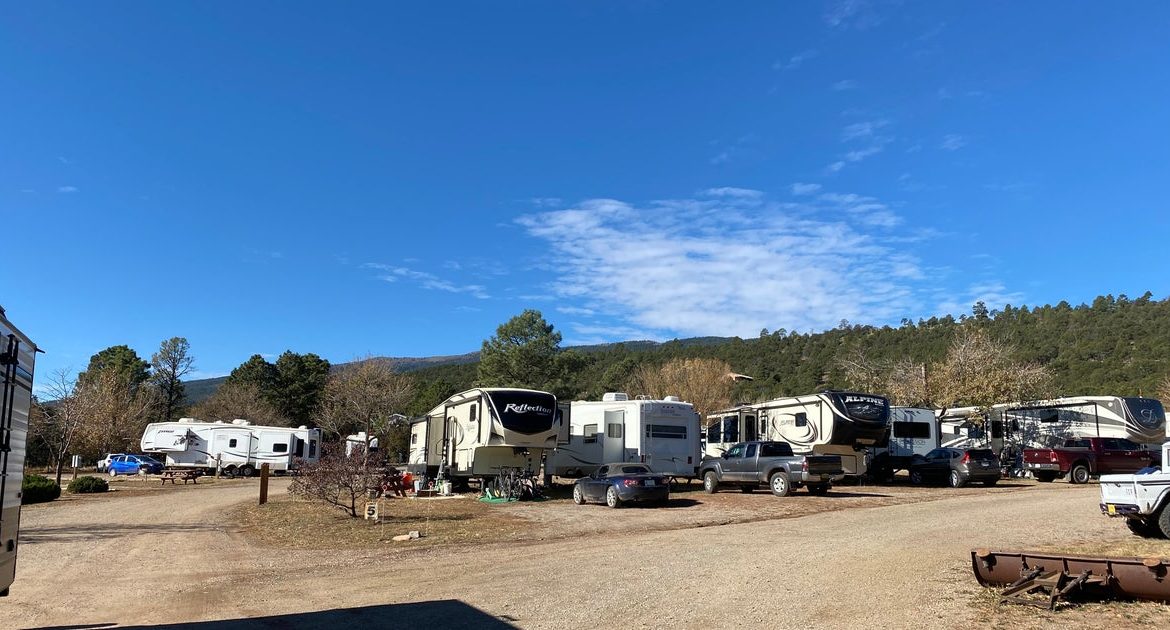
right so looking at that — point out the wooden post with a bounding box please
[259,463,270,505]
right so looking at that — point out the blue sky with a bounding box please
[4,2,1170,386]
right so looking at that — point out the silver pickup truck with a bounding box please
[698,441,843,497]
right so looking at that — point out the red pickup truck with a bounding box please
[1023,437,1159,483]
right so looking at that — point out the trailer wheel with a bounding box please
[703,471,719,494]
[769,472,791,497]
[1069,464,1090,484]
[1128,517,1166,539]
[240,465,256,478]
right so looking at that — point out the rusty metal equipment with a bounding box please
[971,548,1170,609]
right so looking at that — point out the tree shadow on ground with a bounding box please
[26,600,518,630]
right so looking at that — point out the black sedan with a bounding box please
[572,463,670,508]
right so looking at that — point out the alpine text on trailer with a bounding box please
[546,392,702,479]
[141,419,322,476]
[408,388,559,480]
[0,308,37,597]
[705,391,891,478]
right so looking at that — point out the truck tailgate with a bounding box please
[806,456,843,476]
[1099,475,1139,514]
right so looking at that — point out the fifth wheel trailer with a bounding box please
[408,388,559,480]
[0,308,37,597]
[545,393,702,479]
[141,419,322,476]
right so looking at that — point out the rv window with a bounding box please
[309,440,317,458]
[706,422,721,443]
[470,405,477,422]
[745,416,757,442]
[892,422,932,439]
[583,424,599,444]
[795,413,808,428]
[607,424,624,439]
[722,416,739,443]
[294,438,305,457]
[1037,409,1059,423]
[646,424,687,439]
[411,434,417,444]
[273,443,288,453]
[229,439,238,448]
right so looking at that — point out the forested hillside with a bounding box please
[405,292,1170,410]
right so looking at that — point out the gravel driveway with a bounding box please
[6,479,1137,629]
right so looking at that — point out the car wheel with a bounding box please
[108,469,117,478]
[240,465,256,478]
[807,483,830,496]
[949,470,965,488]
[909,470,923,485]
[982,479,998,487]
[605,486,621,508]
[1069,464,1090,485]
[769,472,791,497]
[572,485,586,505]
[703,471,719,494]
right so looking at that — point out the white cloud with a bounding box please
[556,306,596,317]
[832,80,859,91]
[529,197,562,208]
[57,185,78,193]
[841,119,888,141]
[517,190,926,340]
[825,0,882,29]
[940,134,966,151]
[935,282,1025,319]
[701,187,764,199]
[362,263,490,299]
[790,183,822,196]
[774,49,818,71]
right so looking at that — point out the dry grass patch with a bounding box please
[236,494,532,550]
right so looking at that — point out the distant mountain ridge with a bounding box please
[182,337,734,404]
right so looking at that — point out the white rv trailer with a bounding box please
[407,388,559,480]
[545,393,702,479]
[992,396,1166,450]
[0,308,37,597]
[936,406,1003,452]
[705,391,891,478]
[140,418,322,476]
[868,407,940,480]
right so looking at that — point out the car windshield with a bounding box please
[619,465,651,474]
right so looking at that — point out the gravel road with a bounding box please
[6,479,1133,629]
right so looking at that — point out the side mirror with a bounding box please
[720,452,729,460]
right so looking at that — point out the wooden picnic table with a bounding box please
[160,469,203,485]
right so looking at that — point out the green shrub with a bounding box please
[67,475,109,494]
[21,474,61,504]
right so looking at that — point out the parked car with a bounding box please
[107,454,164,476]
[909,447,999,487]
[1024,437,1159,484]
[698,441,843,497]
[571,463,670,508]
[97,453,123,472]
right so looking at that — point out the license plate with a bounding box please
[645,480,655,487]
[1107,504,1117,515]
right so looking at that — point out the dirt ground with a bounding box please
[8,476,1170,629]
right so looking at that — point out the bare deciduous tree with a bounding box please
[626,357,735,419]
[30,369,88,484]
[191,381,285,426]
[315,357,415,456]
[74,368,159,460]
[289,454,382,518]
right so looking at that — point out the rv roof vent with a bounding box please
[231,419,250,426]
[602,392,629,402]
[178,417,196,423]
[663,395,681,402]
